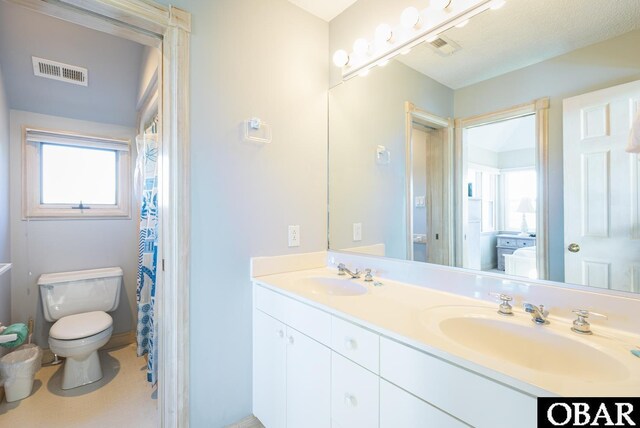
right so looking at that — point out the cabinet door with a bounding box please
[286,327,331,428]
[380,380,467,428]
[253,310,286,428]
[331,352,379,428]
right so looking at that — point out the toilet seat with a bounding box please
[50,311,113,340]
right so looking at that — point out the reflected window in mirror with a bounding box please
[504,169,537,233]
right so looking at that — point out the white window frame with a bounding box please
[468,162,499,233]
[23,127,131,219]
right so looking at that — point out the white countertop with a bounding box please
[253,267,640,398]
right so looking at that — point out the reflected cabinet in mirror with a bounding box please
[328,0,640,293]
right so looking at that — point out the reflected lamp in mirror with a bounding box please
[516,197,535,237]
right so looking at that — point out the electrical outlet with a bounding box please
[288,225,300,247]
[353,222,362,241]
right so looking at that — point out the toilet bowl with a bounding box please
[48,311,114,390]
[38,267,122,390]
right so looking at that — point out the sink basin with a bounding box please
[295,277,367,296]
[420,306,628,382]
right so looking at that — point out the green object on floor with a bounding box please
[0,323,28,348]
[631,349,640,358]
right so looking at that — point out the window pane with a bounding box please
[504,169,537,232]
[41,144,117,205]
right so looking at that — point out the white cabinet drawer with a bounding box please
[380,380,467,428]
[380,337,536,428]
[331,316,379,373]
[331,352,379,428]
[517,239,534,247]
[255,285,331,346]
[497,238,516,247]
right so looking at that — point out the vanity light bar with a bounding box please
[337,0,500,81]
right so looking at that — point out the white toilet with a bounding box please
[38,267,122,390]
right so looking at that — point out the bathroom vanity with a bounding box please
[251,252,640,428]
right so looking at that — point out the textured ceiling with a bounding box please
[393,0,640,89]
[287,0,358,22]
[467,114,535,153]
[0,1,144,127]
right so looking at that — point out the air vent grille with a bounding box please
[430,38,448,49]
[429,36,461,57]
[32,57,88,86]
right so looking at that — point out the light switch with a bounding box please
[353,222,362,241]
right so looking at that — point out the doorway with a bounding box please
[454,98,550,279]
[1,1,190,426]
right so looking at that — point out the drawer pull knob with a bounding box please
[344,338,357,350]
[344,393,357,407]
[288,335,295,345]
[277,329,284,338]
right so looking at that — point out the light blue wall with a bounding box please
[455,29,640,281]
[155,0,329,425]
[0,1,143,127]
[329,60,454,259]
[0,61,11,345]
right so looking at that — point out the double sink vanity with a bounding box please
[251,251,640,428]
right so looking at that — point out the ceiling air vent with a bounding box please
[32,57,88,86]
[428,36,461,57]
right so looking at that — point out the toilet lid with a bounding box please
[50,311,113,340]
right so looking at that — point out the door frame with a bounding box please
[404,102,454,264]
[454,98,549,279]
[6,0,191,426]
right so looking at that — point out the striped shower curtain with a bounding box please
[135,130,159,384]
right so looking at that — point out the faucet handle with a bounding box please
[364,268,373,282]
[337,263,346,275]
[572,309,607,335]
[572,309,607,319]
[489,292,513,316]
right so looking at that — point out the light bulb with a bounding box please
[430,0,451,10]
[375,23,393,44]
[490,0,506,10]
[332,50,349,67]
[353,38,369,56]
[400,7,420,29]
[455,19,469,28]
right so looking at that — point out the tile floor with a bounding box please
[0,343,158,428]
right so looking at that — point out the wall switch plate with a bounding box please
[353,222,362,241]
[288,225,300,247]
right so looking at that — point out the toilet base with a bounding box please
[61,350,103,390]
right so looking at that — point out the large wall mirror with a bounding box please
[328,0,640,294]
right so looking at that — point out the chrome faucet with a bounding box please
[523,303,549,325]
[337,263,361,279]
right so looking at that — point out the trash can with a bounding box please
[0,344,42,402]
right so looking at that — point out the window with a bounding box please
[468,166,498,232]
[24,128,131,218]
[503,169,537,232]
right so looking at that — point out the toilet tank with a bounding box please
[38,267,123,322]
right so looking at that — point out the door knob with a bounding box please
[568,243,580,253]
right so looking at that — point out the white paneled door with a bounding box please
[563,79,640,292]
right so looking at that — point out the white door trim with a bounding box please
[454,98,549,279]
[6,1,192,426]
[404,102,454,264]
